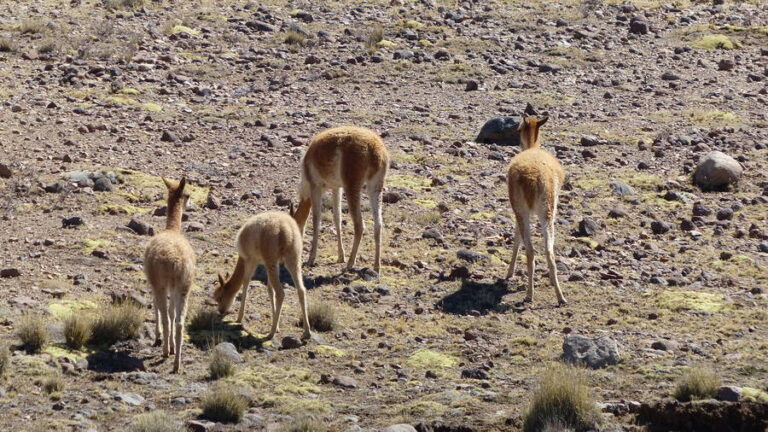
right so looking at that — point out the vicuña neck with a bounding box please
[165,201,184,231]
[293,198,311,233]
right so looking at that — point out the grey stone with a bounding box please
[610,181,636,196]
[332,375,358,389]
[456,249,487,263]
[214,342,243,364]
[93,176,113,192]
[382,425,418,432]
[475,117,521,146]
[651,221,671,234]
[562,335,621,369]
[127,218,153,236]
[651,340,677,351]
[187,420,216,432]
[716,386,741,402]
[576,218,600,237]
[422,228,443,241]
[693,151,743,191]
[114,392,144,406]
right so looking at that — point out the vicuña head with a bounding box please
[518,115,548,150]
[161,177,191,231]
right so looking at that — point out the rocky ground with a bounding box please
[0,0,767,430]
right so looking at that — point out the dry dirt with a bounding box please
[0,0,767,431]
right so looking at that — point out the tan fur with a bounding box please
[214,211,311,340]
[294,126,390,274]
[144,177,196,373]
[505,116,568,305]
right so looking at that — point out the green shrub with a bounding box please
[200,384,248,424]
[128,411,181,432]
[523,364,600,432]
[17,314,50,353]
[209,350,235,380]
[63,314,92,350]
[674,367,721,402]
[90,301,143,346]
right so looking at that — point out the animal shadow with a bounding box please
[436,279,513,316]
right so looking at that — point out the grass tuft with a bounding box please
[63,314,92,350]
[523,364,600,432]
[0,344,9,377]
[365,24,384,52]
[18,20,46,35]
[673,367,721,402]
[17,314,50,353]
[280,416,329,432]
[187,308,221,332]
[37,39,58,55]
[128,410,181,432]
[0,37,16,52]
[284,31,307,46]
[90,300,144,346]
[305,302,337,332]
[209,349,236,380]
[200,383,248,424]
[42,374,65,395]
[107,0,146,10]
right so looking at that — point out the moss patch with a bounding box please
[98,203,150,215]
[407,349,457,369]
[388,175,432,190]
[118,169,209,205]
[48,300,98,319]
[313,345,346,358]
[141,102,163,112]
[656,291,729,313]
[741,387,768,403]
[171,25,200,35]
[694,34,736,50]
[81,239,114,254]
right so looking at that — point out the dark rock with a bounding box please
[187,420,217,432]
[383,191,405,204]
[759,241,768,253]
[693,151,743,191]
[186,222,205,232]
[204,195,220,210]
[280,336,303,350]
[716,208,734,221]
[422,228,443,241]
[461,368,489,380]
[45,182,64,193]
[576,218,600,237]
[62,216,85,228]
[127,218,154,236]
[651,221,671,234]
[693,203,712,216]
[580,135,604,146]
[456,249,487,263]
[246,20,274,32]
[0,268,21,278]
[717,386,742,402]
[562,334,620,369]
[718,59,735,71]
[393,50,414,60]
[0,163,12,178]
[651,340,677,351]
[475,117,520,146]
[93,176,113,192]
[629,18,650,35]
[465,80,479,91]
[608,207,628,218]
[661,71,680,81]
[160,130,177,142]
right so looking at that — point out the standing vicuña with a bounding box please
[144,177,196,373]
[506,116,567,305]
[293,126,390,274]
[213,210,311,341]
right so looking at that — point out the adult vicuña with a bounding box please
[144,177,196,373]
[214,209,311,341]
[506,116,567,305]
[293,126,390,274]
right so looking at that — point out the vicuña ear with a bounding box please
[518,116,528,131]
[538,116,549,127]
[289,201,295,218]
[162,177,173,190]
[217,273,225,286]
[178,177,187,194]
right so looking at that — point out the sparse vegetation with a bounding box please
[107,0,146,10]
[0,37,15,52]
[209,349,236,380]
[674,367,721,402]
[63,314,92,350]
[523,364,600,432]
[694,34,736,49]
[200,384,248,424]
[284,31,307,46]
[305,301,337,332]
[365,24,384,52]
[0,344,9,377]
[280,416,328,432]
[42,375,65,395]
[187,307,221,332]
[90,301,144,346]
[36,40,58,55]
[128,411,181,432]
[17,314,50,353]
[18,20,46,35]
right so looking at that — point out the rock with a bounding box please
[693,151,743,191]
[280,336,304,350]
[456,249,487,263]
[332,375,358,389]
[45,182,64,193]
[576,218,600,237]
[562,335,621,369]
[383,191,405,204]
[93,176,113,192]
[246,20,275,32]
[434,49,450,60]
[422,228,443,241]
[651,340,677,351]
[114,392,144,406]
[393,50,414,60]
[716,208,733,221]
[127,218,153,236]
[661,71,680,81]
[465,80,479,91]
[692,203,712,217]
[62,216,85,228]
[0,163,12,178]
[718,59,735,71]
[717,386,742,402]
[651,221,671,234]
[214,342,243,364]
[187,420,217,432]
[204,195,220,210]
[629,18,649,35]
[580,135,604,146]
[759,241,768,253]
[475,117,521,146]
[0,268,21,278]
[610,181,636,196]
[608,207,628,218]
[461,368,489,380]
[382,425,418,432]
[160,130,177,142]
[186,222,205,232]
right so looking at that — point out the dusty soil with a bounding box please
[0,0,767,430]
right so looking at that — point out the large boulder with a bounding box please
[562,335,620,369]
[475,117,521,146]
[693,151,743,191]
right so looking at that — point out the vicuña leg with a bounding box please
[332,188,345,263]
[368,181,383,274]
[506,226,522,279]
[154,291,170,358]
[307,186,324,266]
[542,217,567,305]
[265,263,283,339]
[518,213,535,303]
[285,254,311,340]
[171,289,189,373]
[237,259,258,323]
[344,185,364,271]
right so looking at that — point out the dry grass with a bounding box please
[17,314,50,353]
[280,416,328,432]
[209,349,236,380]
[365,24,384,52]
[63,314,92,350]
[187,307,221,332]
[36,39,58,55]
[90,301,144,346]
[107,0,146,10]
[128,411,181,432]
[523,364,600,432]
[673,367,721,402]
[0,37,15,52]
[18,20,46,35]
[200,384,248,424]
[305,301,337,332]
[42,375,64,395]
[284,31,307,46]
[0,344,9,377]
